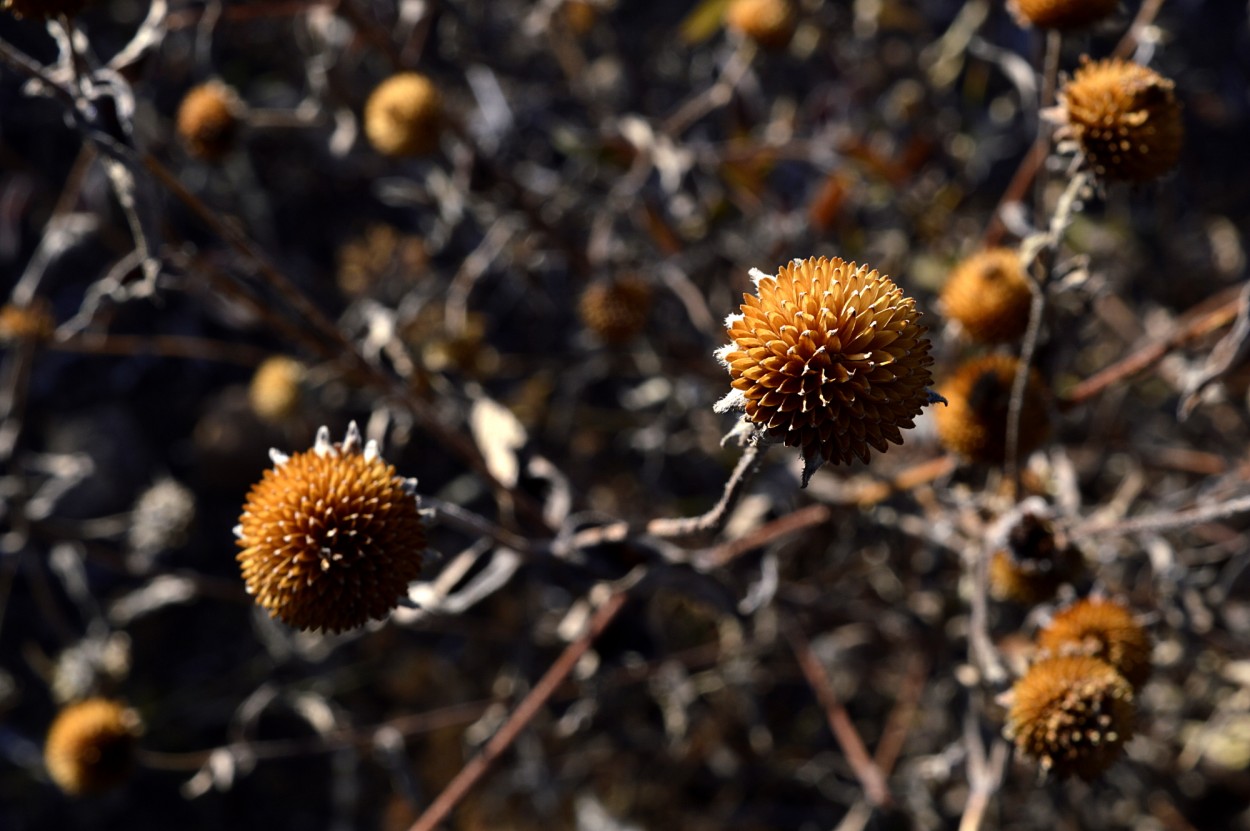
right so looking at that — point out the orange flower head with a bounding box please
[176,82,244,162]
[716,256,936,484]
[235,423,426,632]
[579,275,653,344]
[725,0,797,50]
[1037,598,1151,691]
[1059,57,1183,183]
[1010,0,1117,30]
[1005,655,1134,780]
[941,248,1032,344]
[989,511,1082,606]
[365,73,444,158]
[44,698,142,795]
[934,354,1049,464]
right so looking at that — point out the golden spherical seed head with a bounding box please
[1060,57,1183,182]
[934,354,1049,464]
[176,82,243,162]
[715,256,936,483]
[248,356,306,424]
[365,73,444,158]
[725,0,797,50]
[579,275,653,344]
[2,0,90,19]
[941,248,1032,344]
[1037,598,1151,691]
[1009,0,1117,30]
[235,423,425,633]
[1005,655,1134,780]
[44,698,142,795]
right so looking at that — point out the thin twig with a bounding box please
[52,333,273,366]
[785,621,892,809]
[646,441,767,539]
[407,586,633,831]
[1071,493,1250,540]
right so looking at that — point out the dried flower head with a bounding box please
[44,698,142,795]
[365,73,444,158]
[716,256,936,483]
[1037,598,1151,691]
[579,275,653,344]
[2,0,89,19]
[989,511,1083,606]
[235,423,425,632]
[1009,0,1117,30]
[336,225,429,299]
[560,0,597,35]
[248,356,306,424]
[176,82,244,162]
[1005,655,1134,780]
[934,354,1049,464]
[725,0,797,50]
[127,478,196,569]
[1058,57,1183,183]
[0,301,55,344]
[941,248,1032,344]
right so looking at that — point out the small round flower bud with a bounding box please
[1059,57,1183,183]
[44,698,142,795]
[1037,598,1151,691]
[248,356,306,425]
[1010,0,1117,30]
[176,82,244,162]
[1005,655,1134,780]
[235,423,426,632]
[579,275,653,344]
[716,256,936,483]
[934,354,1049,464]
[940,248,1033,344]
[725,0,797,50]
[3,0,89,19]
[365,73,444,158]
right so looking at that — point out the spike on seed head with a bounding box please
[1005,655,1135,780]
[715,256,936,484]
[44,698,142,795]
[235,422,425,633]
[1058,57,1183,183]
[1037,597,1152,691]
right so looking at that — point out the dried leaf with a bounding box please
[469,394,528,487]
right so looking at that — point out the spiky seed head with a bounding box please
[1009,0,1117,30]
[1005,655,1134,780]
[365,73,444,158]
[579,275,653,344]
[176,82,244,162]
[725,0,797,50]
[0,301,55,343]
[934,354,1049,464]
[248,356,306,424]
[989,511,1082,606]
[44,698,142,795]
[1037,598,1152,691]
[1058,57,1183,183]
[941,248,1033,344]
[716,256,935,483]
[235,423,425,633]
[2,0,89,19]
[336,225,429,298]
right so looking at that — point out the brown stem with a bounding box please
[407,588,631,831]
